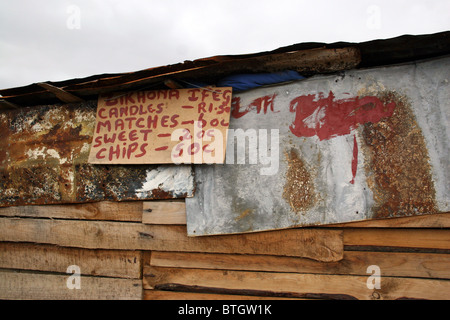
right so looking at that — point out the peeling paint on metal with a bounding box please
[186,56,450,236]
[135,166,194,199]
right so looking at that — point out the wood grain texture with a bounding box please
[149,250,450,279]
[0,201,143,222]
[0,217,343,261]
[0,270,142,300]
[332,212,450,228]
[0,242,141,279]
[143,266,450,300]
[343,228,450,249]
[143,201,186,225]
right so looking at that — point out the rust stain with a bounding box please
[361,91,437,218]
[0,102,192,207]
[0,114,10,167]
[235,209,254,222]
[283,149,316,213]
[150,188,174,199]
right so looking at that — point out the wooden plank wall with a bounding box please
[0,200,449,300]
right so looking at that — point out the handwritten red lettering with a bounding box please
[198,102,207,113]
[93,136,103,148]
[289,91,396,141]
[231,94,278,119]
[157,133,172,138]
[147,115,159,128]
[98,108,107,119]
[92,87,231,163]
[210,118,219,127]
[188,89,200,102]
[118,131,127,142]
[124,93,136,105]
[96,121,111,134]
[350,135,358,185]
[119,107,128,117]
[137,91,146,104]
[170,114,179,128]
[109,108,119,118]
[109,145,120,161]
[136,143,148,158]
[129,105,139,116]
[188,143,201,155]
[201,90,210,102]
[212,90,221,102]
[140,129,153,141]
[96,148,107,159]
[289,91,396,185]
[136,118,145,128]
[115,119,124,131]
[169,89,180,100]
[104,93,118,106]
[129,130,138,142]
[127,143,139,159]
[161,115,170,127]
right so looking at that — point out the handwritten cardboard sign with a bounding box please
[88,88,232,164]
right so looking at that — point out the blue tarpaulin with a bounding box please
[217,70,305,92]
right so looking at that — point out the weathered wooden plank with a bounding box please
[150,250,450,279]
[0,270,142,300]
[36,82,85,103]
[143,290,307,300]
[0,242,141,279]
[0,201,143,222]
[0,99,20,109]
[343,228,450,249]
[143,266,450,300]
[0,217,343,261]
[333,212,450,228]
[142,201,186,225]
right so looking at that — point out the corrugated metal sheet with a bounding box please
[186,56,450,236]
[0,101,194,207]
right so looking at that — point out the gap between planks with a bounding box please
[143,290,309,300]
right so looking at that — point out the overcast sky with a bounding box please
[1,0,449,90]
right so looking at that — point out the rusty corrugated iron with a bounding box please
[186,56,450,236]
[0,101,194,207]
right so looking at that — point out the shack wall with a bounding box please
[0,199,449,300]
[0,52,449,300]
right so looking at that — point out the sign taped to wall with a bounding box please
[88,88,232,164]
